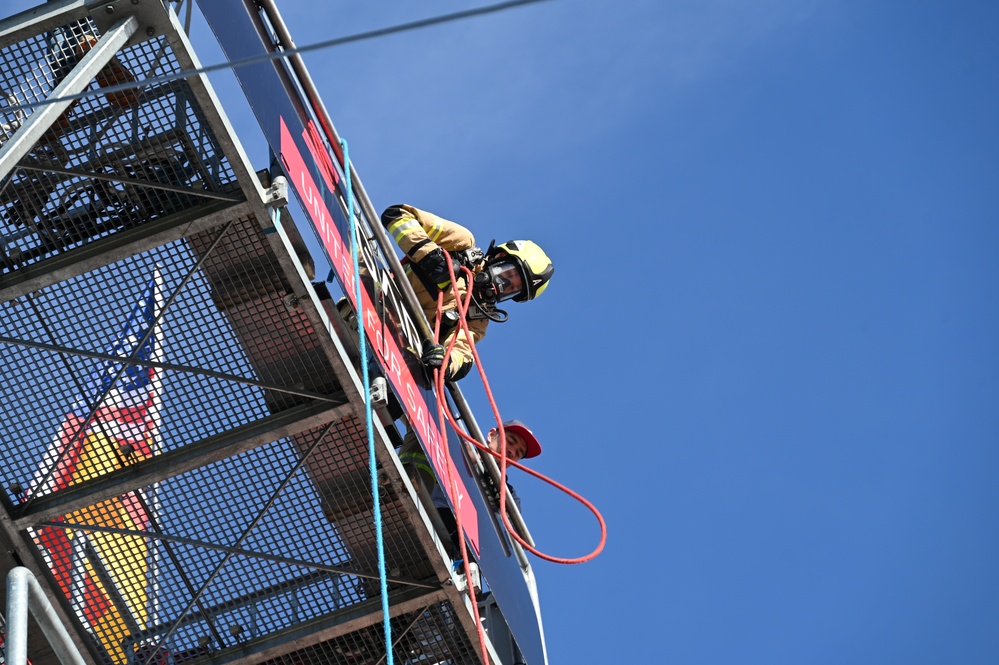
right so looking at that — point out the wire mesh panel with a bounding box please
[1,17,238,273]
[17,421,453,665]
[185,218,340,414]
[0,220,463,665]
[0,217,343,500]
[27,430,350,665]
[285,416,437,591]
[259,601,480,665]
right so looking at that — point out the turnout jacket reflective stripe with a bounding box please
[385,204,488,379]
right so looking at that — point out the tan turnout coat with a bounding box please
[385,205,489,379]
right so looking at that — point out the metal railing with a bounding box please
[5,567,87,665]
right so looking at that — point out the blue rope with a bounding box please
[341,138,393,664]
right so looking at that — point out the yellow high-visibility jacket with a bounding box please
[382,204,488,380]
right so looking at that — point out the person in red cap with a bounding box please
[489,419,542,467]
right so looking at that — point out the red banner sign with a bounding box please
[279,118,479,552]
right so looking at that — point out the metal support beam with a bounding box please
[5,567,88,665]
[0,333,345,405]
[122,569,342,652]
[16,162,244,202]
[36,521,437,589]
[0,199,250,303]
[200,587,451,665]
[14,399,352,528]
[0,16,139,181]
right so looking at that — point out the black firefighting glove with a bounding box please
[421,341,473,382]
[421,340,445,370]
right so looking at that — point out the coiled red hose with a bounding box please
[430,256,607,565]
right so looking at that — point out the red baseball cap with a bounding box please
[501,419,542,459]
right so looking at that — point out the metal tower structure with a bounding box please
[0,2,547,664]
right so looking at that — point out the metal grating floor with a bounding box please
[1,16,239,273]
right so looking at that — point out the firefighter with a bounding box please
[381,204,554,381]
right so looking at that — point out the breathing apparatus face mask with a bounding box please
[474,259,525,304]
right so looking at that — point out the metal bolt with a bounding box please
[228,625,243,637]
[105,5,114,14]
[8,481,24,495]
[146,27,155,37]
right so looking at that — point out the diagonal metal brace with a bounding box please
[0,15,138,182]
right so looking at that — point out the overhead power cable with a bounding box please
[2,0,556,113]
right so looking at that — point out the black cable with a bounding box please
[3,0,557,113]
[470,290,509,323]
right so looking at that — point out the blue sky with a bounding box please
[281,2,993,663]
[269,2,996,663]
[9,0,999,662]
